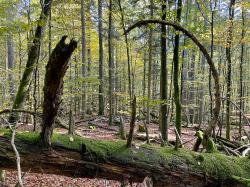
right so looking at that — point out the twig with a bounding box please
[174,127,183,147]
[10,127,23,187]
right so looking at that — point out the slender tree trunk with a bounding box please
[48,8,52,56]
[160,0,168,142]
[86,2,92,114]
[225,0,235,140]
[9,0,53,123]
[147,0,153,124]
[81,0,87,118]
[98,0,104,115]
[7,32,15,99]
[108,0,115,126]
[6,4,15,101]
[188,50,195,124]
[239,1,245,137]
[143,50,147,113]
[118,0,132,103]
[173,0,183,149]
[209,0,217,122]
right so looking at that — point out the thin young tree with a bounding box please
[118,0,132,103]
[239,1,245,137]
[9,0,53,123]
[173,0,183,149]
[98,0,104,115]
[147,0,154,124]
[160,0,168,142]
[81,0,87,118]
[225,0,235,140]
[108,0,115,126]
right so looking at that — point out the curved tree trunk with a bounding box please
[125,19,220,136]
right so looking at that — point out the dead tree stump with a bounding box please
[40,36,77,147]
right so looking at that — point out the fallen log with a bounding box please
[0,129,250,187]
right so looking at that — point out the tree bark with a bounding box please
[9,0,53,123]
[6,29,15,99]
[40,36,77,147]
[239,0,245,137]
[173,0,183,149]
[98,0,105,116]
[126,96,136,147]
[0,130,249,187]
[81,0,87,118]
[118,0,132,103]
[108,0,115,126]
[146,0,154,124]
[225,0,235,140]
[159,0,168,142]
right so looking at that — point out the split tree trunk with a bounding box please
[40,36,77,147]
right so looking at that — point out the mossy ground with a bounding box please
[0,128,250,185]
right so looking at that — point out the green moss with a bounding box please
[1,128,250,182]
[232,176,250,187]
[202,137,217,153]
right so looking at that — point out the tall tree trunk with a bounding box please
[118,0,132,103]
[225,0,235,140]
[81,0,87,118]
[147,0,154,124]
[239,1,245,137]
[40,36,77,147]
[188,50,195,125]
[173,0,183,149]
[86,1,92,114]
[7,31,15,99]
[98,0,104,115]
[9,0,53,123]
[108,0,115,126]
[160,0,168,142]
[209,0,217,122]
[143,50,147,113]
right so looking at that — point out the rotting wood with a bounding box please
[0,130,249,187]
[40,36,77,147]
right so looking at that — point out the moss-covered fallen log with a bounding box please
[0,129,249,187]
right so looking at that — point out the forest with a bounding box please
[0,0,249,186]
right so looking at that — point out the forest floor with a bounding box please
[1,115,246,187]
